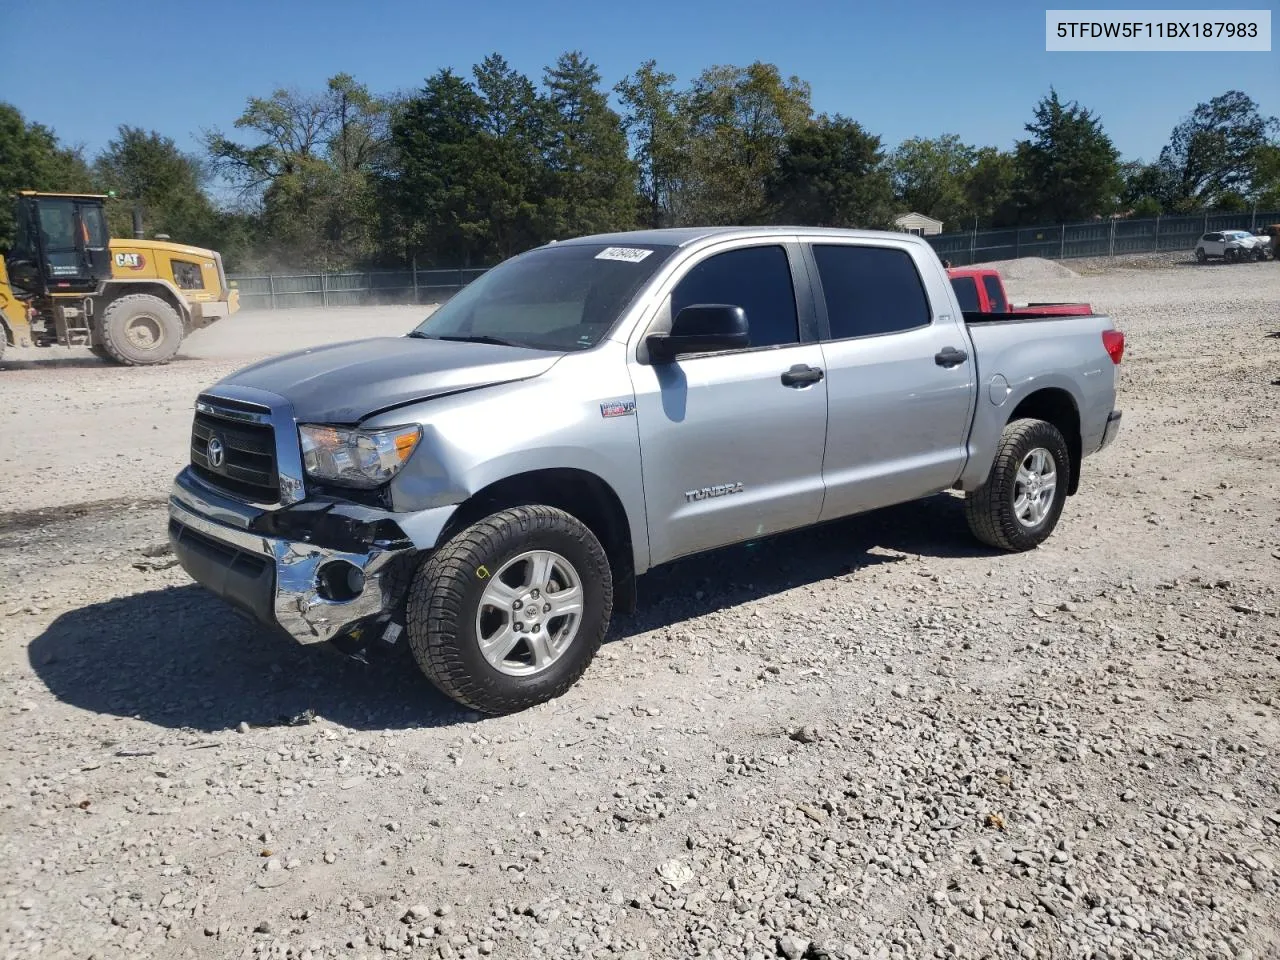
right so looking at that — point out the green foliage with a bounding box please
[1014,90,1122,223]
[890,135,976,230]
[965,148,1019,227]
[94,126,217,244]
[1253,143,1280,208]
[766,116,892,228]
[1157,91,1278,210]
[540,52,638,239]
[680,62,812,224]
[206,74,387,268]
[6,63,1272,273]
[615,60,687,228]
[0,103,94,249]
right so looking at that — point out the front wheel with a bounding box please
[964,419,1071,552]
[1225,248,1239,263]
[99,294,183,365]
[406,505,613,714]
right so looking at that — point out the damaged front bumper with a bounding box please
[168,468,431,645]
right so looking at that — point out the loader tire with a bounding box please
[406,505,613,715]
[964,418,1071,552]
[99,294,183,365]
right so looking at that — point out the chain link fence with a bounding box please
[926,209,1280,266]
[227,209,1280,308]
[226,266,491,311]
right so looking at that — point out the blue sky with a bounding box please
[3,0,1276,168]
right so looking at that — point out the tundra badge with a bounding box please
[684,482,745,502]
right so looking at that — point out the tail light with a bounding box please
[1102,330,1125,365]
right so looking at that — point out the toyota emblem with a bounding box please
[207,435,226,469]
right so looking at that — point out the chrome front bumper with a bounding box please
[168,473,413,645]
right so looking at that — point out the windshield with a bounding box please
[410,242,678,352]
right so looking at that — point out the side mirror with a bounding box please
[646,304,749,363]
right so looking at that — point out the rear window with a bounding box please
[981,275,1008,313]
[950,276,980,312]
[812,244,932,339]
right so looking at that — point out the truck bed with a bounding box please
[963,310,1100,324]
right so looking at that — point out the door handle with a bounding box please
[935,346,968,368]
[781,363,824,387]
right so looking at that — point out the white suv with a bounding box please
[1195,230,1265,263]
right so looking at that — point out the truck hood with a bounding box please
[213,336,563,423]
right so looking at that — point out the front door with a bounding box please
[628,241,828,566]
[806,240,976,521]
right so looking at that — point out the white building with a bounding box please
[893,212,944,237]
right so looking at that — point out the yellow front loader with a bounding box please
[0,191,238,365]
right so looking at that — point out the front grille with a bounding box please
[190,401,280,503]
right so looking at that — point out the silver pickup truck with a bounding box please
[169,227,1124,714]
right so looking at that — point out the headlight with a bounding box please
[299,424,422,488]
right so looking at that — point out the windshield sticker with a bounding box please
[600,399,637,419]
[595,246,654,263]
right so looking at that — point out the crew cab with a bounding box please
[947,266,1093,316]
[169,228,1124,715]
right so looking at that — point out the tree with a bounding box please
[890,135,975,229]
[94,127,217,245]
[1157,91,1278,210]
[766,115,892,227]
[540,52,637,238]
[472,54,549,257]
[1014,90,1121,223]
[615,60,687,227]
[385,69,490,266]
[1252,143,1280,208]
[0,103,94,248]
[207,74,386,267]
[1118,160,1171,214]
[964,147,1019,227]
[680,62,812,224]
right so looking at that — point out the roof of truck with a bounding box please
[555,226,933,249]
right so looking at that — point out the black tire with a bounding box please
[89,345,111,361]
[964,418,1071,552]
[406,505,613,715]
[99,294,183,365]
[1194,248,1208,263]
[1225,248,1238,263]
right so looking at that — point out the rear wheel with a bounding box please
[964,418,1071,552]
[406,505,613,715]
[99,294,183,365]
[1194,248,1208,263]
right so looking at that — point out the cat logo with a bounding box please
[114,252,146,270]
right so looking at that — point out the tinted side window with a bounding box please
[950,277,980,312]
[981,275,1008,312]
[671,245,798,348]
[812,244,931,339]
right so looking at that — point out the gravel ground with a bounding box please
[1,261,1278,960]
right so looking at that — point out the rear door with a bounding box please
[806,240,976,521]
[628,239,828,565]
